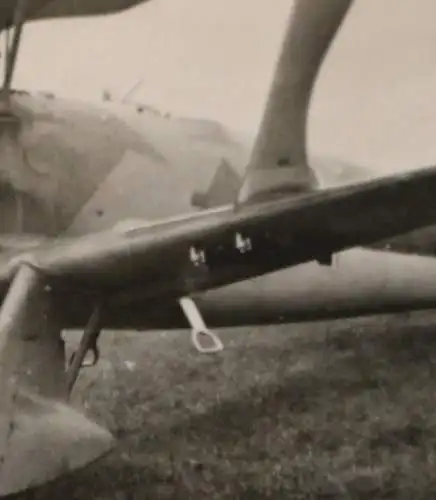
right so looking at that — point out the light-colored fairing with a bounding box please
[0,265,113,496]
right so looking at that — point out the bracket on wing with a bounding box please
[66,304,102,395]
[179,296,223,354]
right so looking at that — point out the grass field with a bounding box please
[22,311,436,499]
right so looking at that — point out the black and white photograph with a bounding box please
[1,1,436,498]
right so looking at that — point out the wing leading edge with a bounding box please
[2,164,436,298]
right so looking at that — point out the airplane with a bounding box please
[4,0,436,495]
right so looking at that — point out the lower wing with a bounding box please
[1,164,436,299]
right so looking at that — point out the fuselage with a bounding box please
[2,91,436,329]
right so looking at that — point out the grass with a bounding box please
[20,311,436,499]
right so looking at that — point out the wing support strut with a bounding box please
[179,297,223,354]
[2,0,29,100]
[66,304,102,396]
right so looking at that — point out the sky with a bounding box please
[11,0,436,171]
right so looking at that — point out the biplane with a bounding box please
[4,0,436,495]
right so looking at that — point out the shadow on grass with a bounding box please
[21,316,436,499]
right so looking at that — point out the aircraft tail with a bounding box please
[237,0,354,205]
[0,264,113,496]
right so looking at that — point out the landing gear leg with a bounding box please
[179,297,224,354]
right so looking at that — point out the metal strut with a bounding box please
[3,0,29,96]
[179,296,223,354]
[66,304,102,396]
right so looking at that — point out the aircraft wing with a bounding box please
[2,164,436,301]
[0,0,149,28]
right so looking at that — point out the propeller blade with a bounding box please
[238,0,354,204]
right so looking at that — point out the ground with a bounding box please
[18,311,436,499]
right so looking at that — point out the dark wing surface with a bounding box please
[0,0,150,28]
[1,164,436,297]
